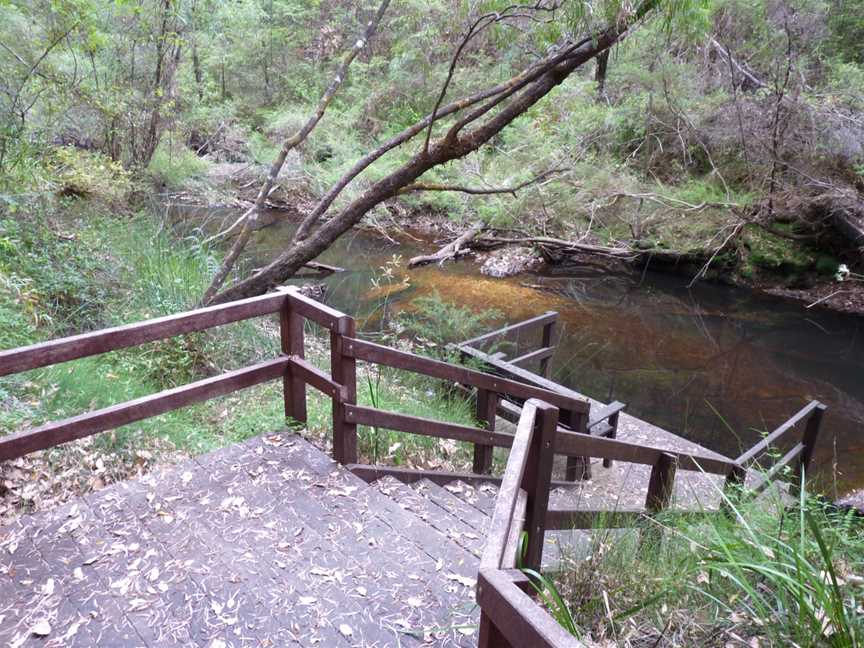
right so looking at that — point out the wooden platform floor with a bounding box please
[0,434,482,647]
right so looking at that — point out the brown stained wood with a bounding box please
[539,320,555,378]
[460,311,558,349]
[521,401,558,572]
[501,489,528,569]
[481,401,537,570]
[736,400,824,467]
[281,297,307,422]
[457,343,587,414]
[587,401,627,429]
[544,508,720,530]
[473,389,497,475]
[476,568,585,648]
[753,442,805,495]
[345,404,514,448]
[508,346,555,369]
[288,356,340,398]
[553,427,735,475]
[645,452,677,514]
[331,316,357,464]
[0,291,287,377]
[796,402,826,483]
[281,286,347,330]
[344,337,588,413]
[0,357,290,461]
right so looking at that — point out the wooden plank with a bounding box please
[344,404,514,448]
[546,508,645,529]
[482,401,537,570]
[545,508,719,530]
[344,337,589,413]
[288,356,340,398]
[0,357,290,461]
[752,442,805,495]
[279,286,347,330]
[457,343,586,406]
[476,568,585,648]
[460,311,558,348]
[587,401,626,429]
[736,400,823,466]
[521,401,558,571]
[294,460,579,490]
[331,316,358,464]
[281,297,307,422]
[554,427,735,475]
[0,292,287,377]
[539,320,555,377]
[501,489,528,569]
[645,452,677,513]
[346,463,504,487]
[796,402,826,483]
[508,346,555,368]
[473,388,497,475]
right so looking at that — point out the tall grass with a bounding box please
[543,478,864,647]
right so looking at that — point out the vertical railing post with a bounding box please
[721,462,746,516]
[473,388,497,474]
[520,401,558,572]
[538,316,556,378]
[331,315,358,465]
[280,293,307,423]
[563,408,591,481]
[641,452,677,548]
[795,401,826,487]
[602,409,621,469]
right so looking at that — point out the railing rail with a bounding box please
[0,289,830,648]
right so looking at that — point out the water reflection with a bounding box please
[174,207,864,495]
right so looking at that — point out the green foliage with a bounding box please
[548,483,864,646]
[401,291,503,352]
[49,147,131,202]
[827,0,864,64]
[147,139,211,189]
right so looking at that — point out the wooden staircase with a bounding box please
[1,433,488,647]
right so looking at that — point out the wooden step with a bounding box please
[412,478,491,535]
[374,477,485,558]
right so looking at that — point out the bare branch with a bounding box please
[398,167,565,196]
[200,0,391,304]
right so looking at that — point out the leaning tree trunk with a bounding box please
[208,3,657,304]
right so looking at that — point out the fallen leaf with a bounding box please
[339,624,353,637]
[30,620,51,636]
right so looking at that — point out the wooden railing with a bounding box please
[457,311,626,480]
[476,399,583,648]
[0,290,828,648]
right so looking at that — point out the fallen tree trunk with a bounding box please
[477,235,635,259]
[407,223,484,268]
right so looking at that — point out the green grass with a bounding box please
[543,478,864,647]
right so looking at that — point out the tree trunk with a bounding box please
[208,11,653,304]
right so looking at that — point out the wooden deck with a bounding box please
[1,433,487,647]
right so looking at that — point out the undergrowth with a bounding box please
[538,480,864,647]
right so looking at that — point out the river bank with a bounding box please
[169,156,864,317]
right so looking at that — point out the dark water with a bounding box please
[178,207,864,496]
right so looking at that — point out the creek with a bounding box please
[177,207,864,497]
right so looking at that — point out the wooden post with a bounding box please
[331,315,358,465]
[795,402,826,486]
[473,388,497,474]
[602,409,620,469]
[478,613,514,648]
[280,297,307,423]
[642,452,676,549]
[520,401,558,572]
[538,319,555,378]
[721,463,746,517]
[563,409,591,481]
